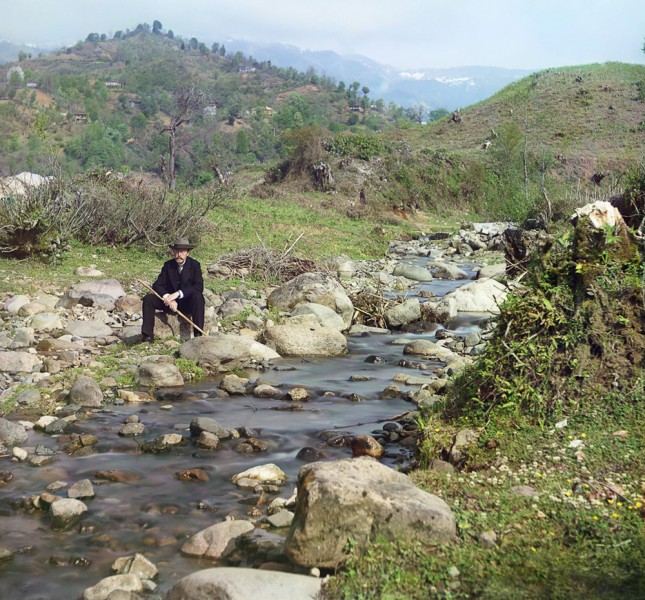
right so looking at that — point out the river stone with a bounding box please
[50,498,88,529]
[57,278,126,310]
[264,321,347,356]
[68,479,95,499]
[267,272,354,329]
[66,320,113,338]
[4,294,30,314]
[179,333,280,373]
[118,422,146,436]
[29,312,63,332]
[252,384,281,398]
[180,520,255,559]
[350,434,384,458]
[136,362,184,388]
[284,457,456,568]
[403,339,456,361]
[219,373,248,394]
[0,418,28,445]
[384,298,421,327]
[166,567,321,600]
[429,261,470,280]
[10,327,35,349]
[69,376,104,407]
[232,464,287,486]
[112,552,158,580]
[190,417,230,439]
[18,301,48,317]
[392,263,433,282]
[436,278,508,316]
[477,263,507,281]
[291,302,345,331]
[348,324,391,335]
[82,574,143,600]
[267,509,295,528]
[0,351,42,374]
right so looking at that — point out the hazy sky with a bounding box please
[2,0,644,70]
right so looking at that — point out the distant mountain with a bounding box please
[0,40,51,63]
[225,40,534,110]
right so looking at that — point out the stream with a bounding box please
[0,259,490,599]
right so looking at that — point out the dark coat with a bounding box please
[151,256,204,301]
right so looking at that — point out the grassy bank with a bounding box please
[0,194,426,296]
[325,389,645,599]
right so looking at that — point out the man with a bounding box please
[141,238,205,342]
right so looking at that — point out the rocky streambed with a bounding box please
[0,224,510,599]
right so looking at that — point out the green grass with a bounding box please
[326,388,645,599]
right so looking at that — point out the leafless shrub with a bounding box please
[213,236,319,283]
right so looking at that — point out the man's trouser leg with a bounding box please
[141,293,166,338]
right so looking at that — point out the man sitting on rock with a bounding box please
[141,238,205,342]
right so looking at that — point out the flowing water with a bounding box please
[0,260,489,599]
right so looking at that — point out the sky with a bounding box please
[1,0,644,70]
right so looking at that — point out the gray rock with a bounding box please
[190,417,230,439]
[165,567,321,600]
[264,320,347,357]
[267,509,295,528]
[180,520,255,559]
[82,574,143,600]
[136,362,184,388]
[118,423,146,437]
[285,457,456,568]
[69,376,104,407]
[112,553,158,580]
[0,418,28,445]
[4,294,30,314]
[392,263,433,282]
[29,311,64,332]
[0,351,42,374]
[219,374,248,395]
[292,302,345,331]
[68,479,95,499]
[448,429,480,465]
[267,272,354,329]
[384,298,421,327]
[429,261,470,280]
[179,334,280,373]
[50,498,88,529]
[66,320,114,338]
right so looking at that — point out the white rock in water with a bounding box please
[232,463,287,485]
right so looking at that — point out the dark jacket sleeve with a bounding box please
[152,260,174,297]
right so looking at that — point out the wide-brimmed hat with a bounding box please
[169,238,195,250]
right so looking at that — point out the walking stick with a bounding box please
[138,279,208,336]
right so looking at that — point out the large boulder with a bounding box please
[384,298,421,327]
[263,317,347,357]
[392,263,433,282]
[267,272,354,330]
[56,279,126,310]
[284,457,456,568]
[179,333,280,373]
[291,302,345,331]
[165,567,321,600]
[435,278,508,319]
[0,418,28,445]
[0,351,42,374]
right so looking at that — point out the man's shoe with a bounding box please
[140,334,154,344]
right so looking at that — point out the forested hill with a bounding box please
[0,27,413,183]
[0,24,643,226]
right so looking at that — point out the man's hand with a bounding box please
[163,292,180,312]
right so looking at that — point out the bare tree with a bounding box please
[162,86,205,190]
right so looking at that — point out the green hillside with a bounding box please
[0,25,643,228]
